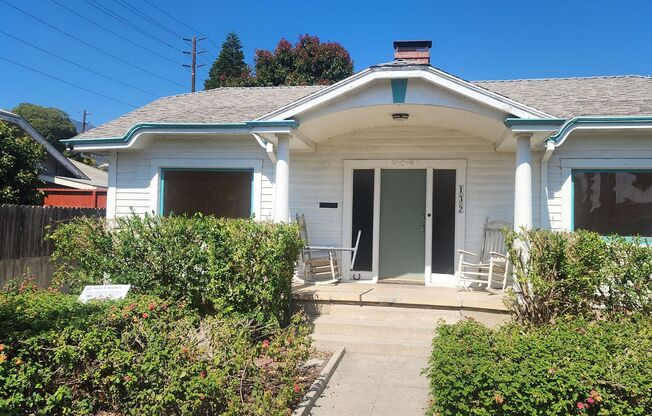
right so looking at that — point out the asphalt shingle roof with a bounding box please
[77,74,652,139]
[76,85,325,139]
[475,75,652,119]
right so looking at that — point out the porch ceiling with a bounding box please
[294,104,509,148]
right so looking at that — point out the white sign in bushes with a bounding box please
[79,285,131,303]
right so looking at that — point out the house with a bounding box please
[39,158,108,208]
[65,40,652,286]
[0,109,108,208]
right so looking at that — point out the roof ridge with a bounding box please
[473,74,651,83]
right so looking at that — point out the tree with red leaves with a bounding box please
[254,34,354,86]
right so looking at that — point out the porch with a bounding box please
[292,281,508,314]
[292,282,509,357]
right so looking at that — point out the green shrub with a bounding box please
[49,214,303,325]
[505,229,652,324]
[0,287,312,415]
[425,318,652,416]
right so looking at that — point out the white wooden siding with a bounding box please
[546,134,652,231]
[112,136,273,220]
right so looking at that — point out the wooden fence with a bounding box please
[0,204,105,286]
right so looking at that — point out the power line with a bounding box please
[83,0,183,53]
[140,0,220,57]
[50,0,182,66]
[0,55,137,108]
[0,29,159,97]
[112,0,183,39]
[0,0,186,89]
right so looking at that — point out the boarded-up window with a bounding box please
[161,170,252,218]
[573,170,652,237]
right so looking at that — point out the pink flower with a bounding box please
[262,339,270,349]
[141,313,149,319]
[293,383,300,393]
[200,370,206,378]
[586,397,595,405]
[577,402,586,409]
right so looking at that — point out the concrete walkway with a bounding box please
[309,353,430,415]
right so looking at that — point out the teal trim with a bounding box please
[159,169,165,214]
[246,120,298,128]
[571,168,652,237]
[63,120,299,146]
[159,168,254,216]
[504,118,566,127]
[549,116,652,144]
[390,79,408,104]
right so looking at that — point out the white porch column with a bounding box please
[274,134,290,223]
[514,133,533,230]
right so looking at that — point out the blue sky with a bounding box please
[1,0,650,127]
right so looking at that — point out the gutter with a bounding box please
[506,116,652,147]
[547,116,652,146]
[62,120,299,148]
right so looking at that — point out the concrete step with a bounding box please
[312,333,432,357]
[310,315,438,341]
[324,303,464,324]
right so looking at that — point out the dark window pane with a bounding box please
[432,169,456,274]
[352,169,374,271]
[573,171,652,237]
[162,170,252,218]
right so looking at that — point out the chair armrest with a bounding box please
[489,251,508,259]
[306,246,356,252]
[458,250,480,257]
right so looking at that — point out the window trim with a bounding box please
[149,158,263,218]
[561,158,652,235]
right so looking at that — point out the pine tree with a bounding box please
[204,32,250,89]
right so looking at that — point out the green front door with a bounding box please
[379,169,426,280]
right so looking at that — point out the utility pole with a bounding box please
[81,109,91,132]
[183,36,206,92]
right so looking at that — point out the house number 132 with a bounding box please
[458,185,464,214]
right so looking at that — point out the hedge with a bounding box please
[505,229,652,324]
[0,285,312,415]
[48,214,303,325]
[425,318,652,416]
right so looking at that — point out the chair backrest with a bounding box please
[296,213,312,260]
[480,217,512,262]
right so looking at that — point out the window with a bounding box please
[161,169,252,218]
[573,170,652,237]
[351,169,374,271]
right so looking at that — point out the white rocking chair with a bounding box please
[456,218,512,291]
[296,213,361,285]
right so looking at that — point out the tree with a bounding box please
[204,32,252,89]
[11,103,77,152]
[0,121,45,205]
[254,34,354,86]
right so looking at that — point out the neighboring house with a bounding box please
[40,158,108,208]
[0,109,108,208]
[65,40,652,286]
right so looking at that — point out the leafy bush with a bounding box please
[425,318,652,416]
[0,286,312,415]
[49,214,303,325]
[505,229,652,324]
